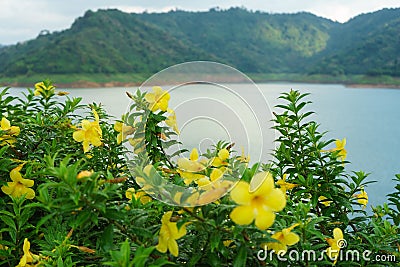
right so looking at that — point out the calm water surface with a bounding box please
[8,83,400,208]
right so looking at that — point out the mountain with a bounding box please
[138,8,336,73]
[309,8,400,76]
[0,9,214,76]
[0,7,399,81]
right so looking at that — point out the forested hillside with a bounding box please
[0,7,399,81]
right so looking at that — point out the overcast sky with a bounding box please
[1,0,400,45]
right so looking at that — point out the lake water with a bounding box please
[7,83,400,209]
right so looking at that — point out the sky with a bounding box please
[1,0,400,45]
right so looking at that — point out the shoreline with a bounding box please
[344,83,400,89]
[3,79,400,89]
[4,81,141,89]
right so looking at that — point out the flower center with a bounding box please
[251,195,265,208]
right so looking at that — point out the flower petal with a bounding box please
[10,168,23,182]
[190,148,199,161]
[20,178,34,187]
[73,130,85,142]
[9,126,20,136]
[1,184,14,195]
[91,137,102,147]
[162,211,173,224]
[144,93,155,103]
[117,133,122,145]
[1,117,10,130]
[168,239,179,257]
[264,188,286,212]
[23,238,30,254]
[82,141,90,153]
[266,241,287,253]
[230,205,254,225]
[92,109,100,122]
[114,121,123,132]
[218,149,229,161]
[253,172,274,196]
[254,209,275,230]
[175,224,187,239]
[210,168,223,182]
[230,181,251,205]
[158,99,169,111]
[333,228,343,240]
[23,188,35,199]
[81,120,92,130]
[156,238,168,253]
[126,188,136,200]
[284,232,300,246]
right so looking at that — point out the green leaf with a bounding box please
[100,224,114,251]
[0,216,16,232]
[149,258,176,267]
[72,210,92,227]
[36,213,56,232]
[210,231,221,252]
[132,246,155,267]
[57,257,64,267]
[233,245,247,267]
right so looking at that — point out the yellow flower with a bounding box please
[334,138,347,161]
[237,146,250,163]
[156,211,187,257]
[57,91,69,96]
[197,182,232,205]
[196,168,223,187]
[212,148,230,167]
[223,240,234,247]
[144,86,170,112]
[322,138,347,161]
[1,165,35,199]
[262,223,300,253]
[135,165,154,192]
[16,238,39,267]
[195,168,233,205]
[76,170,93,179]
[73,109,102,153]
[165,110,180,134]
[318,196,332,207]
[326,228,344,264]
[114,121,135,144]
[0,233,9,254]
[128,137,145,154]
[0,117,20,146]
[354,189,368,209]
[125,188,136,200]
[229,172,286,230]
[34,81,55,96]
[276,174,298,195]
[173,191,200,206]
[125,187,152,204]
[177,148,206,185]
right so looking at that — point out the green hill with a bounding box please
[0,7,399,85]
[308,8,400,77]
[138,8,336,73]
[0,9,214,76]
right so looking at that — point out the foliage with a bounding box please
[0,81,399,266]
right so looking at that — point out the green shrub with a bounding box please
[0,81,398,266]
